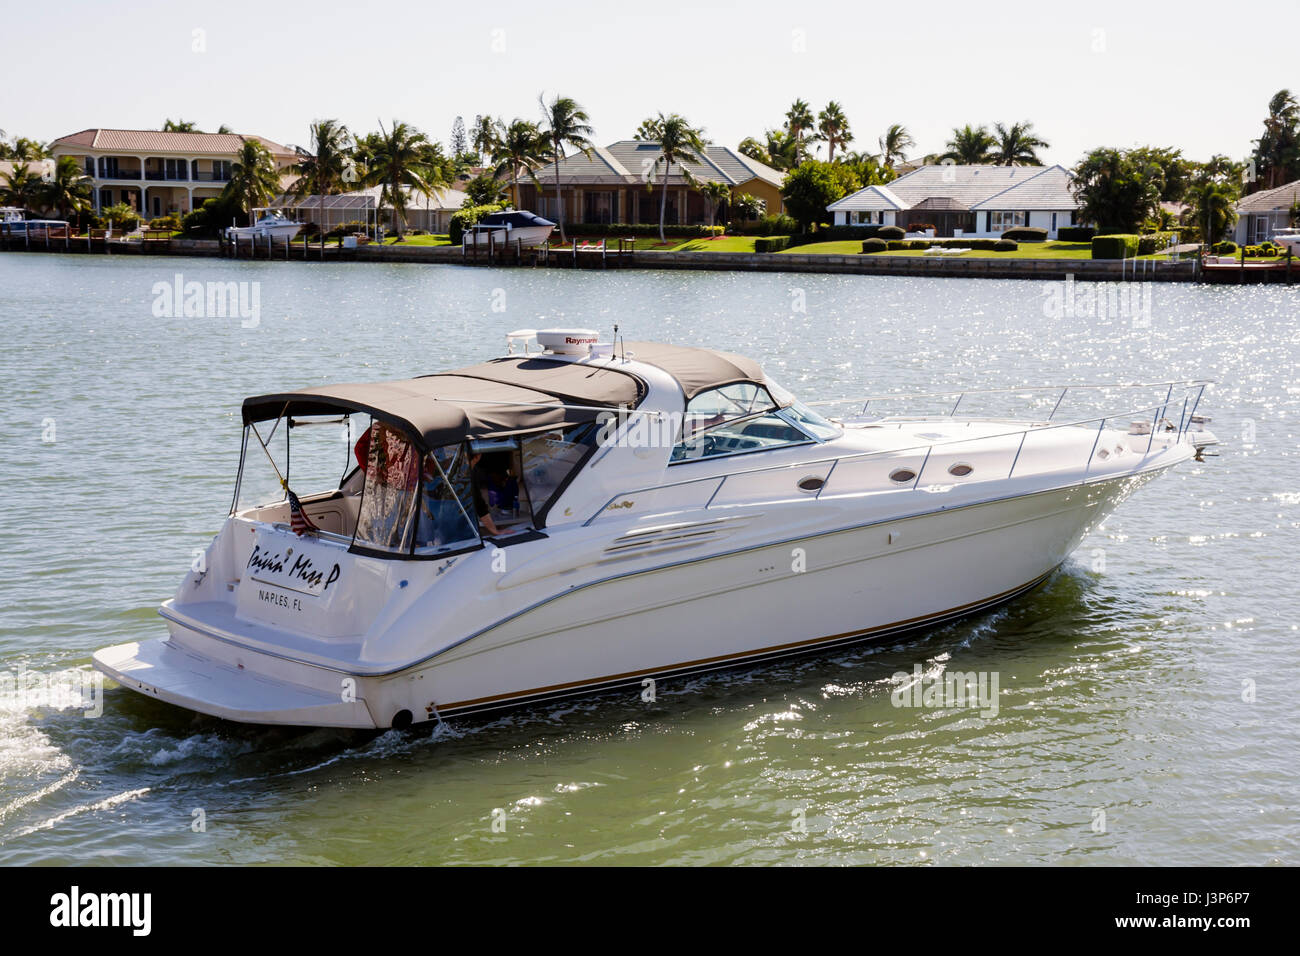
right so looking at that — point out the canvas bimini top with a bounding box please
[240,342,770,449]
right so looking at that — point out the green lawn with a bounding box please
[783,240,1097,259]
[381,234,450,246]
[672,236,760,252]
[551,236,686,251]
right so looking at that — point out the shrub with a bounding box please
[1137,231,1176,255]
[448,202,508,244]
[550,222,727,239]
[1091,234,1141,259]
[886,239,907,250]
[909,239,932,250]
[148,214,180,231]
[757,213,798,235]
[1001,226,1047,241]
[1056,226,1096,242]
[181,195,242,238]
[755,236,792,253]
[877,225,905,240]
[326,220,372,239]
[993,239,1018,251]
[1210,240,1237,255]
[99,202,141,232]
[861,238,888,253]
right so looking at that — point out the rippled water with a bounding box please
[1,253,1296,865]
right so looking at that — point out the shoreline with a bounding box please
[5,236,1288,283]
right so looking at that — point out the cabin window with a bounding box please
[353,422,420,553]
[990,211,1026,231]
[414,443,480,554]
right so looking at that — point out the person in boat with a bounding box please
[416,449,499,548]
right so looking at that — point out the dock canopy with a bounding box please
[241,357,645,449]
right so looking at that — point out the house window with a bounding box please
[583,191,614,224]
[990,211,1026,231]
[212,160,232,182]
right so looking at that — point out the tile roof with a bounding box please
[829,164,1078,213]
[269,184,467,211]
[525,141,785,188]
[1236,178,1300,213]
[49,128,294,158]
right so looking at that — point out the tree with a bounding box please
[732,192,765,222]
[877,124,914,169]
[991,121,1048,165]
[471,115,497,164]
[785,99,817,165]
[490,119,546,209]
[39,155,93,222]
[464,172,507,206]
[737,136,773,166]
[287,119,353,237]
[635,117,664,141]
[941,124,995,164]
[781,160,860,232]
[222,139,281,224]
[162,119,199,132]
[217,124,233,135]
[816,101,851,162]
[538,93,594,243]
[646,113,707,242]
[1184,178,1239,245]
[842,151,895,187]
[699,179,731,227]
[741,128,798,170]
[1251,89,1300,190]
[1,163,42,211]
[1,136,48,161]
[1071,147,1163,233]
[450,116,469,159]
[1128,146,1196,204]
[366,120,446,238]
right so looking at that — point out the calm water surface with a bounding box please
[0,253,1296,865]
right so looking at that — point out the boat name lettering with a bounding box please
[247,544,342,593]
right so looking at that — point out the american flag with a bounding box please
[287,488,319,535]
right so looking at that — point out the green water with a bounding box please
[0,253,1295,864]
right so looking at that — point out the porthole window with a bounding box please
[1097,449,1110,460]
[948,463,973,477]
[890,468,917,483]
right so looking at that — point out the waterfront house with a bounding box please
[828,164,1081,238]
[1232,178,1300,245]
[516,140,786,225]
[49,128,297,219]
[265,184,469,234]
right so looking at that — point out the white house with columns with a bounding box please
[49,128,297,219]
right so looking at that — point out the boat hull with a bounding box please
[463,226,554,249]
[93,468,1160,728]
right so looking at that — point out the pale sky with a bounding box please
[5,0,1295,168]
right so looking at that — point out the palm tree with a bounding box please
[162,119,199,132]
[816,102,851,162]
[699,179,731,227]
[538,93,594,243]
[1186,178,1239,245]
[490,119,546,209]
[1254,89,1300,188]
[471,115,497,164]
[223,139,281,224]
[39,155,93,222]
[646,113,707,243]
[877,124,914,169]
[785,99,816,165]
[941,124,995,164]
[287,119,353,238]
[1,163,42,212]
[366,120,446,238]
[635,117,664,141]
[991,121,1048,166]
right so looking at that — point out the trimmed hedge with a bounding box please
[877,225,905,240]
[887,239,908,250]
[1137,231,1177,255]
[555,221,726,239]
[993,239,1018,251]
[860,238,888,253]
[1210,240,1237,254]
[932,237,1006,250]
[1056,226,1096,242]
[1091,234,1141,259]
[1001,226,1047,242]
[755,236,792,253]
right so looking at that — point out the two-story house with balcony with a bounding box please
[49,128,297,220]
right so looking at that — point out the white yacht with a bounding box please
[93,333,1217,729]
[226,212,304,241]
[1270,227,1300,256]
[462,210,556,249]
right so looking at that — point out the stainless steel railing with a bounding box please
[584,383,1210,526]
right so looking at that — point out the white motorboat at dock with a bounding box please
[225,211,304,242]
[93,333,1217,729]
